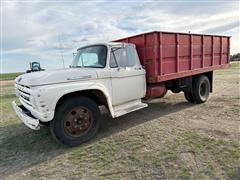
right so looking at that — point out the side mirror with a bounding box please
[26,61,44,73]
[31,62,41,71]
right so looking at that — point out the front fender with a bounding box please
[40,80,114,120]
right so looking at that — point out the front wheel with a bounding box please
[39,121,50,126]
[50,96,100,146]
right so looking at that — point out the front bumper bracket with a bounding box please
[12,101,40,130]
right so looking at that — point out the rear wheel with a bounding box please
[184,91,195,103]
[50,96,100,146]
[192,75,210,104]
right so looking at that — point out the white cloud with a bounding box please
[1,1,239,73]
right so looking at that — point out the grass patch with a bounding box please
[230,62,240,69]
[0,72,23,81]
[0,86,15,97]
[214,62,239,76]
[68,130,240,179]
[0,62,239,179]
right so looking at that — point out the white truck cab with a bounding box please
[13,42,147,146]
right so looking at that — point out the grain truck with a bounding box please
[12,31,230,146]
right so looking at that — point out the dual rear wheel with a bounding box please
[184,75,210,104]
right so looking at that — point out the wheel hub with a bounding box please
[64,107,92,137]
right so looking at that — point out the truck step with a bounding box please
[113,99,148,118]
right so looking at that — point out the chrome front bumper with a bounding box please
[12,101,40,130]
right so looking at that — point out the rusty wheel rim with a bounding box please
[64,106,92,137]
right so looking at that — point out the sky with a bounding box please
[1,0,240,73]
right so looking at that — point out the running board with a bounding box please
[113,99,148,118]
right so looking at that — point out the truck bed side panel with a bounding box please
[114,31,230,83]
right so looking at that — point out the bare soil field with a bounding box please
[0,80,14,86]
[0,63,239,179]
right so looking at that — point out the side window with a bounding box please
[110,47,128,68]
[126,45,137,67]
[110,45,139,68]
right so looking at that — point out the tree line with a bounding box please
[230,53,240,61]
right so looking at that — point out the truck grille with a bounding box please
[15,84,32,107]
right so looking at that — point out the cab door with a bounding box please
[110,45,146,106]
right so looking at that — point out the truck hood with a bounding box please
[15,68,98,87]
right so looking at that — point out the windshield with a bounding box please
[71,45,107,68]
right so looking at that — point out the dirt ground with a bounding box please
[0,80,14,86]
[0,63,239,179]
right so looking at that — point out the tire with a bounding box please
[171,88,181,94]
[39,121,50,126]
[192,75,210,104]
[184,91,195,103]
[50,96,100,146]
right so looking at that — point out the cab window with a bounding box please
[110,46,136,68]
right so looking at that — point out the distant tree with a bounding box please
[230,53,240,61]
